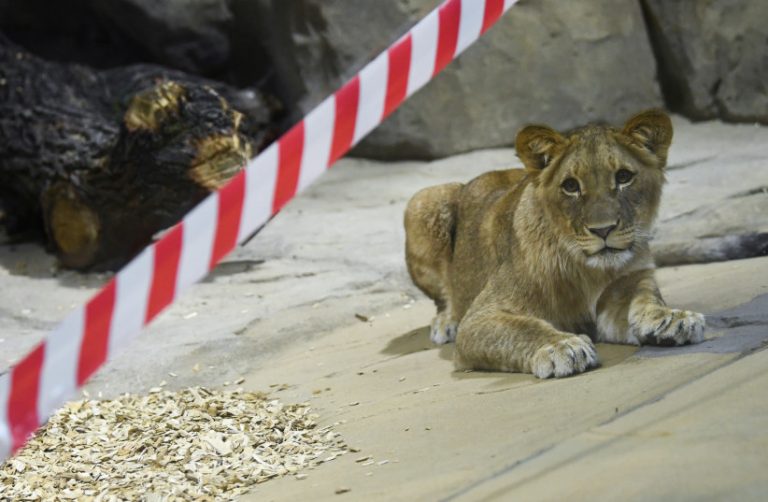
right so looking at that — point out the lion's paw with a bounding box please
[630,306,705,346]
[430,312,458,345]
[531,335,599,379]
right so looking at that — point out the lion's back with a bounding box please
[449,168,529,318]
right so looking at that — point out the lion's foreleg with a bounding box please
[454,305,598,378]
[596,269,705,346]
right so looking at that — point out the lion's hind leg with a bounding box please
[404,183,462,344]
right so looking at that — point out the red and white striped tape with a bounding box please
[0,0,519,460]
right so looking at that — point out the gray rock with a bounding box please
[239,0,439,122]
[651,117,768,266]
[250,0,662,159]
[642,0,768,124]
[652,187,768,266]
[88,0,233,75]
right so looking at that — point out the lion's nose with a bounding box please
[588,224,617,240]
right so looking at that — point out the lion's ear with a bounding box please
[622,109,673,163]
[515,125,566,170]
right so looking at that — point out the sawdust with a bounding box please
[0,387,349,501]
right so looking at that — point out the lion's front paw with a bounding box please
[630,305,705,346]
[531,335,599,379]
[430,312,458,345]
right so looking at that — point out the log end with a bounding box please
[43,184,101,269]
[189,131,252,190]
[124,81,185,133]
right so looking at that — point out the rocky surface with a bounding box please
[240,0,437,119]
[87,0,233,75]
[643,0,768,124]
[252,0,662,159]
[3,0,766,161]
[652,118,768,265]
[357,0,663,159]
[0,0,238,76]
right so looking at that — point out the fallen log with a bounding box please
[0,34,278,270]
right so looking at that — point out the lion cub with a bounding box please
[404,109,705,378]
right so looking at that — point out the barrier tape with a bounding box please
[0,0,519,460]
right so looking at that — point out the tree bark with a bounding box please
[0,34,277,270]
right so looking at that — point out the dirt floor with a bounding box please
[236,257,768,501]
[2,116,768,500]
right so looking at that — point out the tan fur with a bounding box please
[404,110,705,378]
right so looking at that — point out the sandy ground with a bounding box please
[235,258,768,501]
[2,116,768,499]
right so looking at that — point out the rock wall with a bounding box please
[250,0,663,159]
[237,0,436,118]
[1,0,766,160]
[642,0,768,124]
[87,0,234,75]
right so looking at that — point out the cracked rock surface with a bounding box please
[643,0,768,124]
[652,118,768,265]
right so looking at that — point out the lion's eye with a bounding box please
[615,169,635,185]
[561,178,580,195]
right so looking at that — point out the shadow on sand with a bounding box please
[380,322,641,385]
[382,325,454,362]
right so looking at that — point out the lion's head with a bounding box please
[515,109,673,269]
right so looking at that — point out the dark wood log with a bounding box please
[0,34,278,270]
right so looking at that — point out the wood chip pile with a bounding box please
[0,387,349,501]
